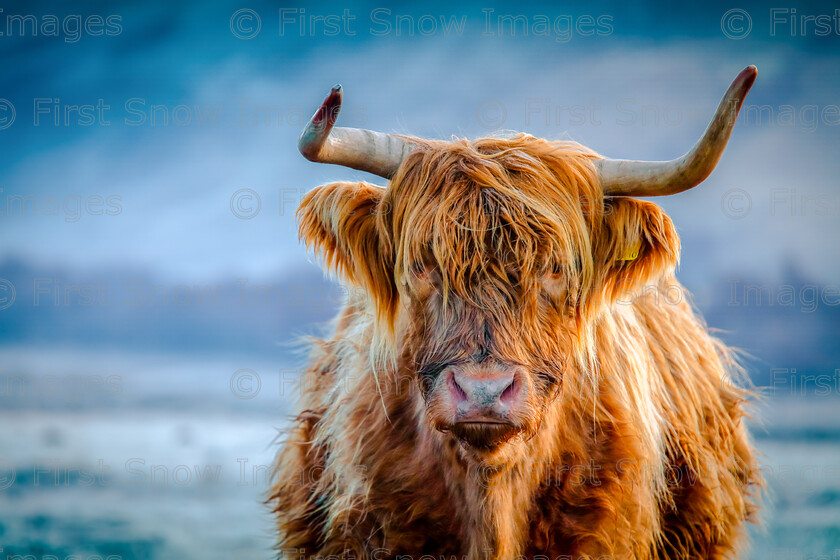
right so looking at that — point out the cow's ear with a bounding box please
[297,181,397,320]
[591,197,680,304]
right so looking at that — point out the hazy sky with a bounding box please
[2,1,837,289]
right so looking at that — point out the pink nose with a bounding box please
[447,367,522,420]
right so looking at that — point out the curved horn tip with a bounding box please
[723,65,758,122]
[319,85,343,127]
[737,65,758,91]
[306,85,343,133]
[325,84,343,110]
[298,85,344,161]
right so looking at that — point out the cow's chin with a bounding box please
[426,416,534,462]
[447,422,525,452]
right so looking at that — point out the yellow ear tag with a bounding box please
[619,240,641,261]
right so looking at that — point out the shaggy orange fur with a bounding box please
[271,134,763,559]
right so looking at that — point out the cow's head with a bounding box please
[296,67,756,458]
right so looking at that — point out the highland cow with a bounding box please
[270,66,763,560]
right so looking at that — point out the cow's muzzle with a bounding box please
[434,363,530,449]
[447,367,523,421]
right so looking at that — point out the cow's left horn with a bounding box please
[298,85,416,179]
[596,66,757,197]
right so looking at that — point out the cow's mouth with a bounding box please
[448,420,522,450]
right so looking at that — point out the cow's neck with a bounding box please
[431,408,563,560]
[462,457,536,560]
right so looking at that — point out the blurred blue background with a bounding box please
[1,0,838,558]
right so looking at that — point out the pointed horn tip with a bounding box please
[738,65,758,91]
[322,86,343,111]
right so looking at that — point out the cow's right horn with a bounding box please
[298,85,416,179]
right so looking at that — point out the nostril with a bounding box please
[499,376,518,405]
[448,374,468,403]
